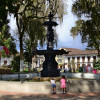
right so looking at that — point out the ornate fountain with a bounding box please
[32,12,69,77]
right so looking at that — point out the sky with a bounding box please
[55,0,87,50]
[8,0,87,52]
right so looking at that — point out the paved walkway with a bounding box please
[0,91,100,100]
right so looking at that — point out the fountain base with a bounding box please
[33,49,69,77]
[41,70,60,77]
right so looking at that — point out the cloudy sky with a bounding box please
[55,0,87,50]
[8,0,87,52]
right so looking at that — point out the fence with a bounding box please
[0,73,100,80]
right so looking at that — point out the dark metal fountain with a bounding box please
[33,12,69,77]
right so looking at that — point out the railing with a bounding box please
[61,73,100,80]
[0,72,100,80]
[0,73,38,80]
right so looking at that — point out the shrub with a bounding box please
[94,58,100,70]
[10,56,20,72]
[79,67,83,72]
[75,70,79,73]
[0,68,12,74]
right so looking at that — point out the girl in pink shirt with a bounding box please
[60,75,66,94]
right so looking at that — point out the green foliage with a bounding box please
[0,0,17,56]
[24,68,28,72]
[24,52,32,62]
[23,19,46,63]
[0,25,17,56]
[27,19,46,49]
[75,70,80,73]
[0,0,15,31]
[10,56,20,72]
[94,59,100,70]
[23,39,32,62]
[71,0,100,56]
[79,67,83,72]
[5,0,67,62]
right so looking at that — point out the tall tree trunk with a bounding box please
[28,62,31,72]
[31,42,37,70]
[20,34,24,72]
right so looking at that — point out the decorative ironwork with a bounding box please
[32,1,69,77]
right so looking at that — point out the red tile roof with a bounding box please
[62,48,98,56]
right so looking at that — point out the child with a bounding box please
[50,78,56,94]
[60,75,66,94]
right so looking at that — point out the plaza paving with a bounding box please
[0,91,100,100]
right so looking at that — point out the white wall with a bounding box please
[64,54,98,68]
[0,57,13,66]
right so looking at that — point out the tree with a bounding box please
[23,39,32,71]
[10,0,46,71]
[0,25,17,56]
[0,0,15,31]
[25,19,46,70]
[94,58,100,70]
[9,0,67,72]
[10,55,20,72]
[0,0,17,56]
[71,0,100,57]
[0,0,67,71]
[27,19,46,49]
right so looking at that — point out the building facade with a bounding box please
[35,48,98,70]
[56,48,98,71]
[0,57,13,67]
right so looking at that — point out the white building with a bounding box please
[56,48,98,70]
[35,48,98,71]
[0,56,13,67]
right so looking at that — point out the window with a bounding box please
[77,57,80,63]
[4,60,7,64]
[93,56,96,62]
[57,55,62,58]
[57,59,62,63]
[82,57,85,63]
[3,60,7,66]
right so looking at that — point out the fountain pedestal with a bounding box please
[41,52,58,77]
[33,49,69,77]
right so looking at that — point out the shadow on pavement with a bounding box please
[0,94,100,100]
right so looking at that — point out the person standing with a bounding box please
[60,75,66,94]
[83,65,86,73]
[50,78,56,94]
[88,64,91,73]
